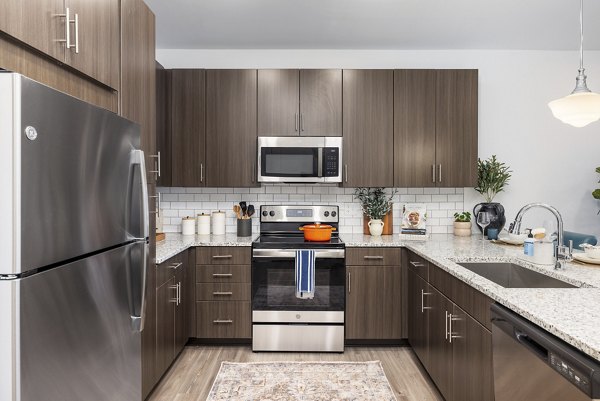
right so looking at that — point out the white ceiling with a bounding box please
[146,0,600,50]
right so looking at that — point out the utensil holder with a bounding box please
[237,219,252,237]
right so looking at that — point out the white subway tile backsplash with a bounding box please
[157,186,466,235]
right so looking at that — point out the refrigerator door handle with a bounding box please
[128,241,148,332]
[131,149,150,239]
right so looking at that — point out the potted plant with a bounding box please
[354,188,397,236]
[473,155,512,234]
[592,167,600,214]
[453,212,472,237]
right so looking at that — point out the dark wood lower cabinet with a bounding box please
[345,264,403,340]
[408,268,431,371]
[427,286,454,400]
[155,276,176,379]
[407,250,494,401]
[196,301,252,338]
[451,304,494,401]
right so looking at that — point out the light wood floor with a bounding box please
[148,345,443,401]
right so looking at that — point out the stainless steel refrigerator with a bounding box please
[0,73,149,401]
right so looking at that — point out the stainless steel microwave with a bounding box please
[257,136,343,183]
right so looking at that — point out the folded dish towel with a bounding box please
[295,250,315,299]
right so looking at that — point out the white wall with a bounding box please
[156,49,600,237]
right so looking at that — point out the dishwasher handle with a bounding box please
[514,329,548,361]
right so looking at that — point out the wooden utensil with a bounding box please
[233,204,242,219]
[240,201,248,218]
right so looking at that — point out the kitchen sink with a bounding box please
[456,262,577,288]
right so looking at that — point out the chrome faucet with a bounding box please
[509,203,572,270]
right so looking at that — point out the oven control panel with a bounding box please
[260,205,339,223]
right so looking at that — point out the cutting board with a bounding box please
[156,232,166,242]
[363,210,393,235]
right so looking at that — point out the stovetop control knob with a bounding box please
[262,210,268,217]
[324,211,330,217]
[269,211,275,217]
[331,211,337,217]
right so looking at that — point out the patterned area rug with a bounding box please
[206,361,398,401]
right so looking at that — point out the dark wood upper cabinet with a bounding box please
[258,69,299,136]
[66,0,119,89]
[170,69,206,187]
[258,69,342,137]
[435,69,478,187]
[206,69,258,187]
[299,69,342,136]
[394,70,437,187]
[155,64,172,187]
[342,69,394,187]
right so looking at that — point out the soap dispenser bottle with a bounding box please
[524,229,535,257]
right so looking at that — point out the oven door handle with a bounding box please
[252,249,345,259]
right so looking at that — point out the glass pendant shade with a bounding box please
[548,91,600,127]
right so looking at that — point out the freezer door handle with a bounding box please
[128,241,148,332]
[131,149,150,239]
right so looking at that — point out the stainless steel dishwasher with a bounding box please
[491,304,600,401]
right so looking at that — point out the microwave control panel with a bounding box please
[322,148,339,177]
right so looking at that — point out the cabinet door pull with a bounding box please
[168,285,178,303]
[450,314,461,343]
[212,255,233,259]
[344,165,348,183]
[200,163,204,183]
[438,164,442,183]
[363,255,384,260]
[295,113,299,131]
[73,12,79,54]
[166,262,182,269]
[212,273,233,277]
[348,272,351,293]
[421,289,432,313]
[213,319,233,324]
[212,291,233,296]
[177,282,181,305]
[300,113,304,131]
[432,164,436,183]
[149,153,161,177]
[445,311,449,340]
[409,261,425,267]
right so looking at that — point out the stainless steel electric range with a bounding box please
[251,205,345,352]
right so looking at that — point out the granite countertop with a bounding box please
[157,231,600,361]
[156,233,256,263]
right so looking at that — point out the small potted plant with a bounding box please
[474,155,512,234]
[453,212,472,237]
[354,188,397,236]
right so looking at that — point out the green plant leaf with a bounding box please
[475,155,512,202]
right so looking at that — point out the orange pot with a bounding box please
[299,224,337,242]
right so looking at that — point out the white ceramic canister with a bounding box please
[181,216,196,236]
[212,211,226,235]
[197,213,211,235]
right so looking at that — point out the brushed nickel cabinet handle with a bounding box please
[300,113,304,131]
[364,255,384,260]
[56,8,72,49]
[445,311,449,340]
[432,164,436,183]
[344,165,348,183]
[212,255,233,259]
[409,261,425,267]
[166,262,182,269]
[213,319,233,324]
[348,272,351,294]
[149,153,161,177]
[450,314,461,342]
[295,113,298,131]
[200,163,204,183]
[73,12,79,53]
[438,164,442,183]
[168,284,178,303]
[421,290,432,313]
[212,291,233,296]
[212,273,233,277]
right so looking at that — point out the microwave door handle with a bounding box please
[317,148,323,177]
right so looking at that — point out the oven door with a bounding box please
[252,249,345,322]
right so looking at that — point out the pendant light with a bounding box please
[548,0,600,127]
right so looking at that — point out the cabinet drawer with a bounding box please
[195,265,250,283]
[346,247,401,266]
[406,251,429,280]
[196,283,251,301]
[196,247,251,265]
[196,301,251,338]
[156,253,184,287]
